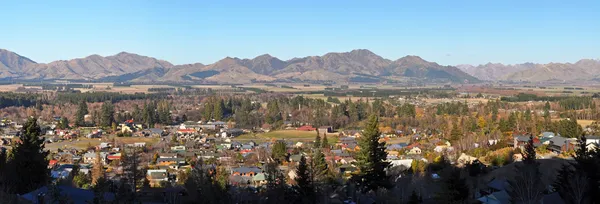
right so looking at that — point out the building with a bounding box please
[586,136,600,151]
[318,126,333,134]
[147,169,169,187]
[548,136,577,153]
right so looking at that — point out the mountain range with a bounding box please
[0,49,478,84]
[458,59,600,82]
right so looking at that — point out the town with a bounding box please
[0,84,599,204]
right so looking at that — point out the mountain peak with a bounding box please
[0,48,37,71]
[349,49,375,55]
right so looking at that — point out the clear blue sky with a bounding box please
[1,0,599,66]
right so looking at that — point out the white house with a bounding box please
[407,147,422,155]
[587,136,600,151]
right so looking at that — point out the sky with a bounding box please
[1,0,599,66]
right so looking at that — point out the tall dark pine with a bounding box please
[75,100,88,127]
[314,130,321,149]
[100,101,115,128]
[522,135,537,164]
[8,117,49,194]
[295,155,314,203]
[322,134,329,149]
[353,114,391,193]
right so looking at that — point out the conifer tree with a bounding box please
[295,155,314,203]
[353,114,391,193]
[7,117,49,194]
[312,150,328,182]
[265,162,290,204]
[322,134,329,149]
[314,130,321,149]
[100,101,115,128]
[75,100,88,127]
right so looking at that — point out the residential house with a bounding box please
[156,158,186,167]
[407,147,422,155]
[232,167,262,177]
[297,125,316,131]
[513,135,540,149]
[389,159,413,170]
[586,136,600,151]
[159,153,178,158]
[140,128,164,137]
[548,136,577,153]
[147,169,169,187]
[83,152,108,165]
[252,173,267,187]
[318,126,333,134]
[171,146,186,152]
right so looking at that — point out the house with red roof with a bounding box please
[297,125,316,131]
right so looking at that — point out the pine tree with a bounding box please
[450,121,462,141]
[265,162,291,204]
[59,117,69,129]
[100,101,115,128]
[295,155,314,203]
[271,141,287,163]
[75,100,89,127]
[7,117,49,194]
[322,134,329,149]
[314,130,321,149]
[213,99,224,121]
[435,168,469,204]
[312,150,328,182]
[353,114,391,193]
[184,159,229,204]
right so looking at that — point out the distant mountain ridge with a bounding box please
[458,59,600,82]
[0,48,478,83]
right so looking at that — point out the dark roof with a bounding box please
[149,172,168,180]
[156,158,185,163]
[487,178,509,191]
[232,167,262,174]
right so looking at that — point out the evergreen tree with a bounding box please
[265,162,291,204]
[322,134,329,149]
[184,159,229,204]
[213,99,224,121]
[353,114,391,193]
[295,155,314,203]
[75,100,88,127]
[450,121,462,141]
[58,117,70,129]
[100,101,115,128]
[435,168,469,204]
[271,141,287,163]
[314,131,321,149]
[312,150,328,182]
[7,117,49,194]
